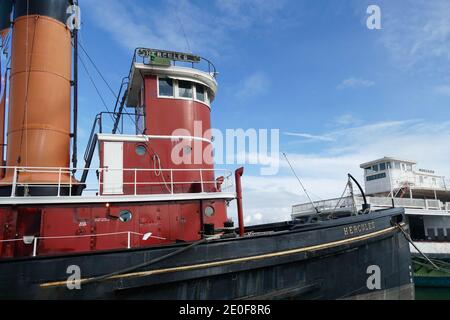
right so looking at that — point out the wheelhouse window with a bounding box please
[158,78,174,97]
[157,77,211,106]
[178,80,193,98]
[366,173,387,182]
[379,163,386,171]
[196,84,206,102]
[135,106,145,134]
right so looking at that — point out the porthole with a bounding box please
[204,206,215,217]
[136,145,147,156]
[119,210,133,222]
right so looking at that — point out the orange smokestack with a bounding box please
[0,0,75,196]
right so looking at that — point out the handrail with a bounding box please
[0,166,234,198]
[0,231,167,257]
[81,110,139,184]
[81,114,101,184]
[293,195,450,215]
[132,47,217,77]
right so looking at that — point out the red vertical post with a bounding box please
[235,167,245,237]
[0,68,6,179]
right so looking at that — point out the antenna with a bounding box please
[283,153,320,214]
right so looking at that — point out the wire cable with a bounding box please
[78,54,116,125]
[78,41,118,99]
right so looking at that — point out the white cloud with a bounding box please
[435,85,450,96]
[235,72,270,100]
[283,132,334,142]
[333,113,362,126]
[337,77,375,90]
[83,0,290,57]
[380,0,450,72]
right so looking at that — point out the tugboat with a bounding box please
[0,0,414,300]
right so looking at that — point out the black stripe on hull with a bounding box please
[0,209,414,300]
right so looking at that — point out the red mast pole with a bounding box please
[235,167,245,237]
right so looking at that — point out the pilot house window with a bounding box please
[196,84,206,102]
[158,78,174,97]
[178,80,193,98]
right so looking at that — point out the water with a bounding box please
[415,286,450,300]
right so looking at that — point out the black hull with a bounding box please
[0,208,414,300]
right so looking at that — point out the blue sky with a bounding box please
[20,0,450,223]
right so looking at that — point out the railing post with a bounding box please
[170,170,174,194]
[57,168,62,197]
[69,170,73,196]
[200,170,204,193]
[134,169,137,196]
[235,168,245,237]
[33,238,38,257]
[11,167,17,198]
[98,169,102,196]
[127,232,131,249]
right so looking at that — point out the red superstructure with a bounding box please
[0,2,239,260]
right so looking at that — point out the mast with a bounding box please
[70,0,79,174]
[0,0,77,196]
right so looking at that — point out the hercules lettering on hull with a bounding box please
[344,221,376,236]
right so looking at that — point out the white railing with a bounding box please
[292,196,356,215]
[0,231,166,257]
[292,196,450,216]
[0,166,234,198]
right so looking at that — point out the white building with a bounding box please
[360,157,448,199]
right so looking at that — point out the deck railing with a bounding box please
[0,166,234,198]
[292,196,450,216]
[0,231,166,257]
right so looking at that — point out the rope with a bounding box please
[395,223,441,271]
[80,238,207,285]
[153,154,173,194]
[413,258,450,275]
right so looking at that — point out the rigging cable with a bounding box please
[283,152,320,214]
[78,41,118,99]
[77,35,137,129]
[78,54,116,125]
[174,5,192,53]
[18,1,34,166]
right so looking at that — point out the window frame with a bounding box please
[177,79,194,99]
[157,77,175,98]
[156,76,211,107]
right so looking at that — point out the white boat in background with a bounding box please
[292,157,450,287]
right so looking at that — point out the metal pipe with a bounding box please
[72,27,78,174]
[235,167,245,237]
